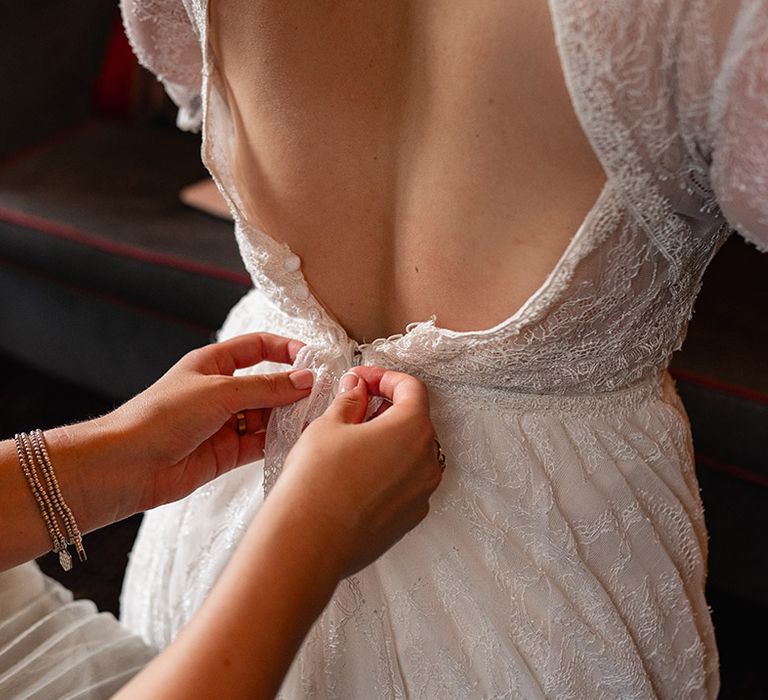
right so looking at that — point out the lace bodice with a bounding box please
[122,0,766,400]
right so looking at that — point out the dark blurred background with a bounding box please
[0,3,765,697]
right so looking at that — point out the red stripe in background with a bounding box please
[0,206,251,287]
[673,370,768,487]
[0,122,93,172]
[696,454,768,489]
[0,255,216,335]
[671,368,768,406]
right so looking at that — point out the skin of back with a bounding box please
[210,0,606,342]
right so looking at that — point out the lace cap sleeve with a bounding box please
[710,0,768,251]
[120,0,203,131]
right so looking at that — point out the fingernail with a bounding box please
[338,372,360,394]
[289,368,314,390]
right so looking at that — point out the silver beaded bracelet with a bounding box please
[14,430,87,571]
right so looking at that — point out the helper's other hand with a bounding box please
[272,366,442,579]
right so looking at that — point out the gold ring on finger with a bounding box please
[235,412,247,436]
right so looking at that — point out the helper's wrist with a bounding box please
[43,415,147,534]
[262,475,352,588]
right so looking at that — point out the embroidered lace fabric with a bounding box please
[114,0,768,697]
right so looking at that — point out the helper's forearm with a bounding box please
[114,489,343,700]
[0,419,143,572]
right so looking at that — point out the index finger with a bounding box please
[184,333,305,375]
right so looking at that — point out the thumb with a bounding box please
[326,372,369,424]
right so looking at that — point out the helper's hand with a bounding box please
[270,366,443,579]
[116,333,315,511]
[75,333,314,520]
[1,333,314,570]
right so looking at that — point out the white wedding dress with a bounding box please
[3,0,765,698]
[116,0,768,697]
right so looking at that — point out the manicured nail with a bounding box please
[289,369,314,390]
[338,372,360,394]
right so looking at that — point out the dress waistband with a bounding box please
[425,372,668,416]
[261,340,671,495]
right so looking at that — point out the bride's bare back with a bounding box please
[210,0,605,342]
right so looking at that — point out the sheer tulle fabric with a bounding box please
[0,563,154,699]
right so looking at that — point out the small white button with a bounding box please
[293,283,310,301]
[284,254,301,273]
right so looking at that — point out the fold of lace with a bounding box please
[264,342,385,495]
